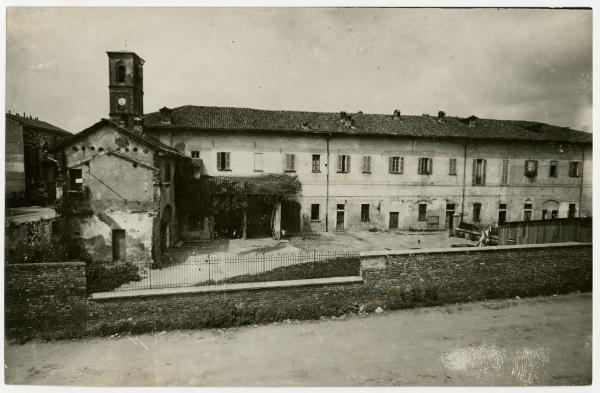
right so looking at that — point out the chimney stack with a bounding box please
[159,106,173,125]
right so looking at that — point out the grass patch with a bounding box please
[197,256,360,285]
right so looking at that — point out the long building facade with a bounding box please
[143,107,592,238]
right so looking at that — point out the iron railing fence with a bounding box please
[102,250,360,293]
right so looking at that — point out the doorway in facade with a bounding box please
[112,229,126,262]
[336,204,345,231]
[281,200,301,233]
[389,212,399,229]
[446,203,456,229]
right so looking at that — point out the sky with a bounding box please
[5,7,593,133]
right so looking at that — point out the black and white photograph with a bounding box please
[2,2,595,389]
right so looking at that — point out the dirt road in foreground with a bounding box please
[4,293,592,386]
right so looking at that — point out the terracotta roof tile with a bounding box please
[143,105,592,144]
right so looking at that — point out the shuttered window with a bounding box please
[217,152,231,171]
[418,157,433,175]
[362,156,371,173]
[389,156,404,174]
[254,153,264,172]
[472,159,487,186]
[501,159,509,185]
[569,161,582,177]
[284,153,295,172]
[448,158,457,175]
[337,155,351,173]
[312,154,321,173]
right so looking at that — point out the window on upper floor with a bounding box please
[569,161,582,177]
[472,159,486,186]
[191,150,200,159]
[418,203,427,221]
[254,153,264,172]
[311,204,320,221]
[524,160,538,178]
[472,203,482,221]
[337,155,351,173]
[501,159,510,185]
[362,156,372,174]
[217,152,231,171]
[361,204,370,222]
[389,156,404,174]
[312,154,321,173]
[448,158,457,175]
[549,160,558,177]
[284,153,295,172]
[163,162,172,183]
[69,168,83,192]
[418,157,433,175]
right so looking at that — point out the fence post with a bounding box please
[207,255,211,284]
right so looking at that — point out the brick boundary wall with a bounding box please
[3,243,592,339]
[4,262,87,341]
[86,243,592,337]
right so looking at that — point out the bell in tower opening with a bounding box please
[107,51,145,131]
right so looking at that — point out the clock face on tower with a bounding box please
[117,97,127,106]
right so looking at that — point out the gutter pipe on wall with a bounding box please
[578,145,585,218]
[325,133,331,232]
[460,141,468,223]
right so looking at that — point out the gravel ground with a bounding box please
[4,292,591,387]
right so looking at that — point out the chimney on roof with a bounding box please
[132,116,144,133]
[438,111,445,118]
[159,106,173,125]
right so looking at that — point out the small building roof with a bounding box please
[6,112,72,137]
[59,118,189,160]
[143,105,592,144]
[6,206,57,226]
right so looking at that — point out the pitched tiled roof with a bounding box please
[59,118,189,159]
[143,105,592,144]
[6,113,71,137]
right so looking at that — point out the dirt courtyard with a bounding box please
[4,292,591,387]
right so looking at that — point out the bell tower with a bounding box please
[107,51,145,130]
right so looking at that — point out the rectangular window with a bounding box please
[217,152,231,171]
[312,154,321,173]
[310,204,320,221]
[498,203,507,224]
[191,150,200,158]
[524,160,538,178]
[389,156,404,174]
[361,204,370,222]
[542,209,548,220]
[418,203,427,221]
[337,155,351,173]
[473,203,482,221]
[284,153,295,172]
[418,157,433,175]
[569,161,582,177]
[501,159,509,185]
[448,158,457,175]
[362,156,372,174]
[472,159,487,186]
[524,203,533,221]
[549,160,558,177]
[163,162,172,183]
[568,203,577,218]
[254,153,264,172]
[69,168,83,191]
